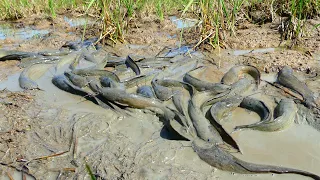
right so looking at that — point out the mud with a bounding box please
[0,13,320,180]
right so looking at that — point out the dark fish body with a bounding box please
[99,87,175,120]
[124,72,158,88]
[52,75,109,108]
[19,64,52,90]
[188,98,223,144]
[234,99,297,132]
[202,78,253,110]
[137,86,155,98]
[156,79,196,134]
[278,66,316,108]
[125,55,141,75]
[64,72,88,88]
[192,138,320,179]
[208,96,243,151]
[184,73,230,93]
[151,79,174,101]
[221,65,261,86]
[19,56,60,68]
[72,69,120,82]
[0,51,38,61]
[239,97,272,122]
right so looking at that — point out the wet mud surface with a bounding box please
[0,15,320,180]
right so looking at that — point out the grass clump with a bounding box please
[0,0,319,48]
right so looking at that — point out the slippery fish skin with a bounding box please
[156,79,196,135]
[72,69,120,82]
[151,78,174,101]
[208,96,243,151]
[137,85,155,98]
[239,97,272,122]
[201,78,253,111]
[189,92,223,144]
[192,138,320,179]
[221,65,261,86]
[125,55,141,75]
[64,72,88,88]
[19,64,52,90]
[0,51,38,61]
[234,99,297,132]
[99,87,175,120]
[278,66,316,108]
[183,67,231,93]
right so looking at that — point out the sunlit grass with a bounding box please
[0,0,319,48]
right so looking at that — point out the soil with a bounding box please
[0,13,320,180]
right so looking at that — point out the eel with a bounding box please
[201,78,253,111]
[192,137,320,179]
[277,66,316,108]
[72,69,120,83]
[19,64,53,90]
[156,79,197,135]
[221,65,261,87]
[183,66,231,92]
[98,87,175,120]
[125,55,141,75]
[137,85,156,98]
[64,71,88,88]
[239,97,272,122]
[234,98,297,132]
[0,50,38,61]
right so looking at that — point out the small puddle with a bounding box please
[0,72,23,92]
[169,16,198,29]
[63,16,93,27]
[0,23,49,40]
[232,48,276,56]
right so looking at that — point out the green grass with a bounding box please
[0,0,319,48]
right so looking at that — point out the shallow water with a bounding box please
[63,16,93,27]
[0,23,49,40]
[169,16,198,29]
[0,72,22,91]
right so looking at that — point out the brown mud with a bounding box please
[0,14,320,179]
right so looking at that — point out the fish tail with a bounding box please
[236,160,320,180]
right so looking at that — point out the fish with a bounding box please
[234,98,297,132]
[0,50,38,61]
[156,79,197,135]
[64,71,88,88]
[239,97,272,122]
[278,66,316,108]
[192,137,320,179]
[52,74,113,110]
[137,85,156,98]
[55,53,78,71]
[125,55,141,75]
[201,78,253,111]
[19,56,60,68]
[184,66,231,92]
[98,87,175,120]
[188,91,224,144]
[208,96,243,151]
[151,78,175,101]
[72,69,120,83]
[19,64,53,90]
[221,65,261,87]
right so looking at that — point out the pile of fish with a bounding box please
[1,39,319,179]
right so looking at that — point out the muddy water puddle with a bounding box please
[0,23,49,40]
[169,16,198,29]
